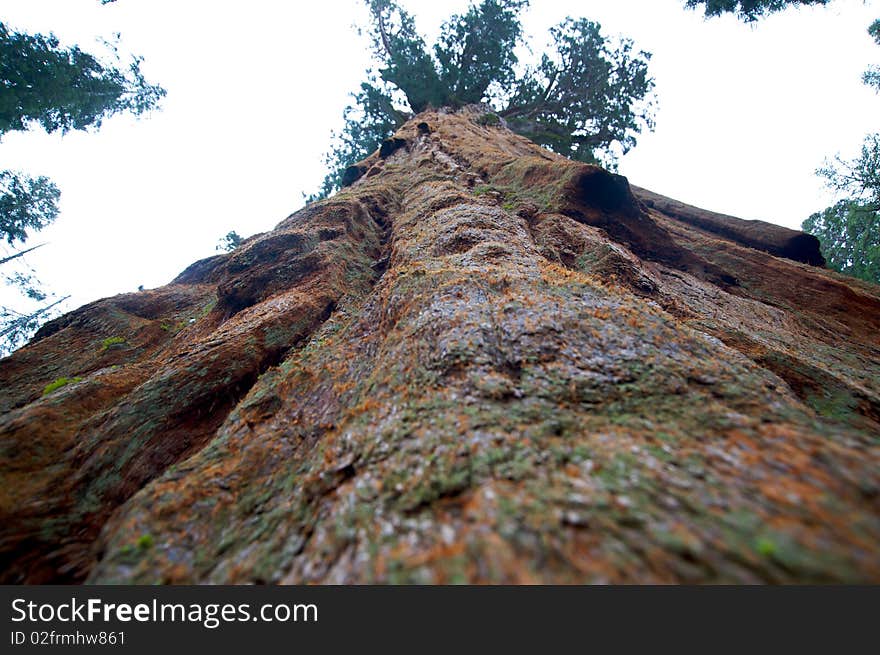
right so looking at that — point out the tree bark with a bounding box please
[1,106,879,583]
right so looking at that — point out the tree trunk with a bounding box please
[1,106,879,583]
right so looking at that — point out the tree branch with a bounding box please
[0,243,46,266]
[374,6,394,60]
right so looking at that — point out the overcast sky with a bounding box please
[1,0,878,317]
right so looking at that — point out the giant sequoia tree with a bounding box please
[315,0,655,197]
[1,105,878,584]
[0,0,878,586]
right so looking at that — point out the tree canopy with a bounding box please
[803,135,880,283]
[0,11,165,355]
[0,23,165,138]
[0,171,60,246]
[315,0,655,198]
[0,19,165,248]
[803,201,879,283]
[684,0,830,21]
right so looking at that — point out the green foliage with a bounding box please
[0,17,165,236]
[42,376,83,396]
[309,78,412,202]
[315,0,655,198]
[100,336,126,350]
[870,19,880,45]
[0,168,59,354]
[216,230,243,252]
[803,201,879,283]
[432,0,527,107]
[803,135,880,284]
[502,17,655,165]
[367,0,448,113]
[0,171,60,245]
[0,22,165,137]
[683,0,830,21]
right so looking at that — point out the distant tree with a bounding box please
[217,231,243,252]
[0,167,62,354]
[0,171,60,245]
[803,135,880,283]
[314,0,655,198]
[0,17,166,245]
[0,24,165,138]
[803,202,879,283]
[684,0,830,21]
[0,11,165,354]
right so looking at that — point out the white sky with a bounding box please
[1,0,878,315]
